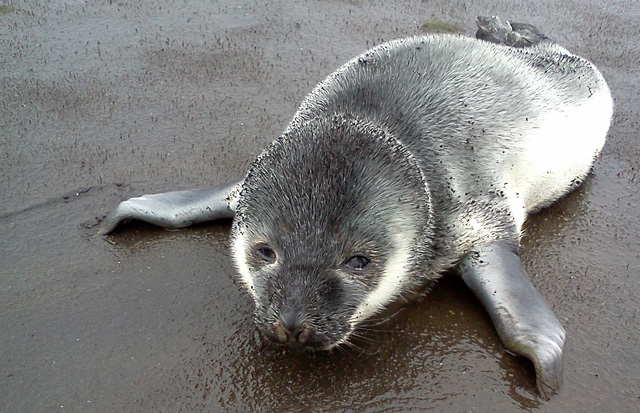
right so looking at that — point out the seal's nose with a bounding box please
[272,316,313,346]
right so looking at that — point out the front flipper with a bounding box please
[99,178,243,235]
[458,243,565,399]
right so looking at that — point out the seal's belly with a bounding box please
[507,84,612,216]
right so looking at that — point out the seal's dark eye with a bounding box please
[256,246,276,263]
[344,254,370,271]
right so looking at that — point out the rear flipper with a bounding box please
[458,242,565,399]
[476,16,549,48]
[99,179,242,235]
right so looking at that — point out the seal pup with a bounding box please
[100,16,613,399]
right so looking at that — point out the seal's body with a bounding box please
[294,35,611,223]
[233,33,611,349]
[101,18,613,399]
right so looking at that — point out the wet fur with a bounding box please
[231,34,612,347]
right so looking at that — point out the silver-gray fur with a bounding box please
[100,17,613,399]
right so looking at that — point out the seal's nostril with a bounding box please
[295,323,312,344]
[273,318,313,345]
[273,321,288,343]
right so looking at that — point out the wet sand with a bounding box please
[1,0,639,411]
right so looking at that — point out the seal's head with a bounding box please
[231,115,435,350]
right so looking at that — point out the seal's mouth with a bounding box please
[274,340,334,352]
[271,338,346,352]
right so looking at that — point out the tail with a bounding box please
[475,16,549,48]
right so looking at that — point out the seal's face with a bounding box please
[231,116,433,350]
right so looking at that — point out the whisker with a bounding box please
[348,331,378,343]
[340,339,375,355]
